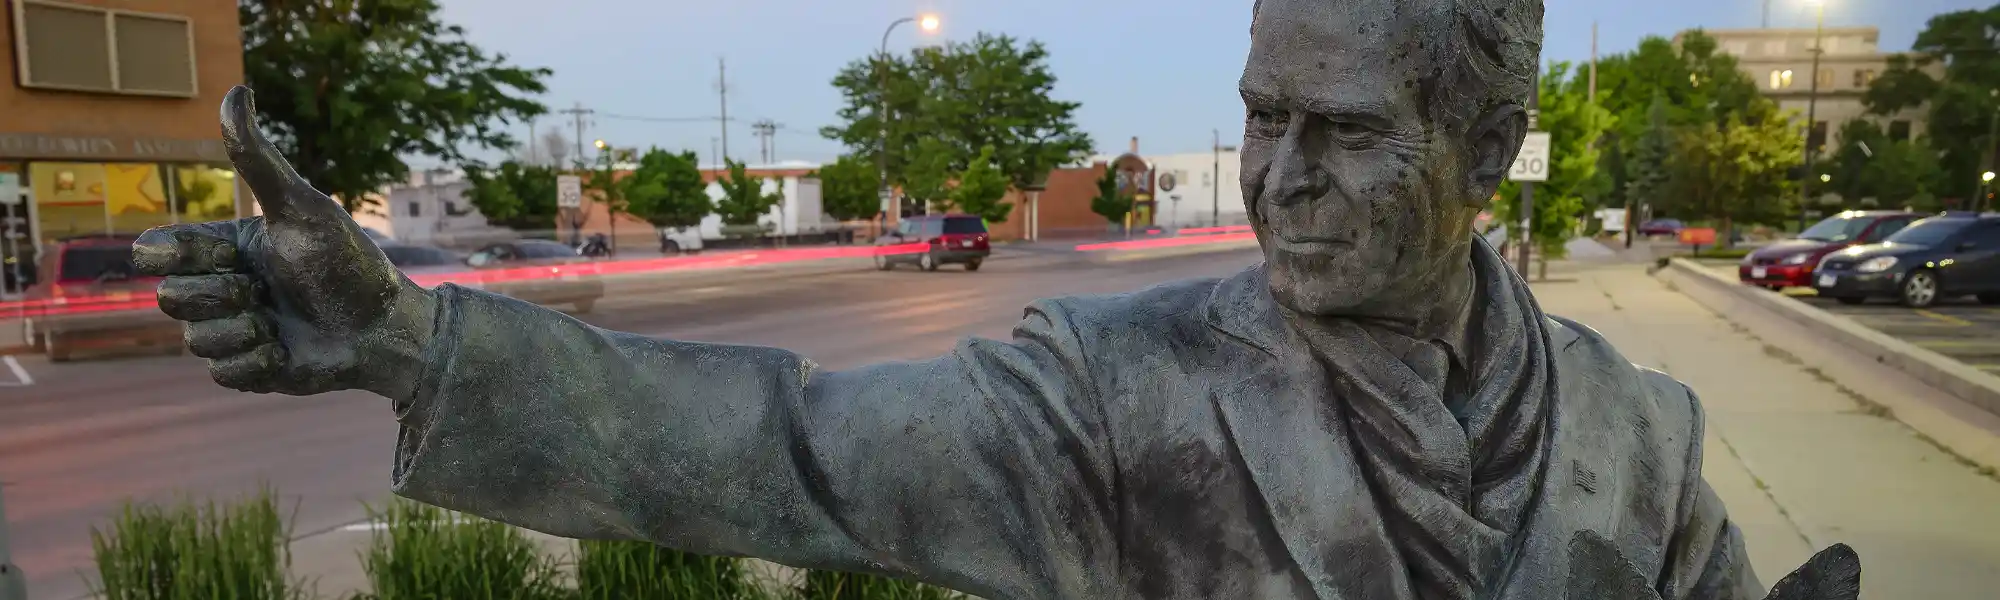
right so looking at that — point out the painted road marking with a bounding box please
[1913,339,2000,350]
[0,355,30,387]
[1915,310,1975,326]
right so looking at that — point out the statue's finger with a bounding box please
[156,274,256,322]
[220,86,341,226]
[209,343,285,392]
[184,313,272,359]
[134,222,239,276]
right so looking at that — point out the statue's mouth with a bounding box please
[1271,235,1352,256]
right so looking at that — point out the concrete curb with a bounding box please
[1663,258,2000,417]
[1660,258,2000,472]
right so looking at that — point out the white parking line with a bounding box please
[1,355,30,386]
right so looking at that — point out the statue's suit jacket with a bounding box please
[388,253,1761,600]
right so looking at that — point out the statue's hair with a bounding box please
[1252,0,1544,131]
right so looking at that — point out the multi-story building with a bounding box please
[1701,27,1936,153]
[0,0,247,278]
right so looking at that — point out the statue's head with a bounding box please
[1240,0,1543,318]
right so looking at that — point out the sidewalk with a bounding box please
[1537,262,2000,598]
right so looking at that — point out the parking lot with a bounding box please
[1793,294,2000,376]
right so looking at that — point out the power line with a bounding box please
[598,112,736,124]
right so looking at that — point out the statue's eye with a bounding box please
[1329,120,1379,147]
[1246,109,1290,140]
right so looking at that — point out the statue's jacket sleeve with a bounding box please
[390,284,1119,600]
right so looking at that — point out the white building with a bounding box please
[351,168,514,247]
[1699,27,1938,153]
[693,161,829,238]
[1142,151,1249,229]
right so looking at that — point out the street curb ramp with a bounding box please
[1660,258,2000,470]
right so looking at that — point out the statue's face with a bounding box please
[1239,0,1519,317]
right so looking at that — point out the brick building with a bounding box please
[1,0,246,278]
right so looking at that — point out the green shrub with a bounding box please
[356,498,564,600]
[575,539,773,599]
[88,486,305,600]
[791,569,958,600]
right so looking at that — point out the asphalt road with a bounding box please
[0,244,1264,600]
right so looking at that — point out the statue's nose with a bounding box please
[1263,121,1330,207]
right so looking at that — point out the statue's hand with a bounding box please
[1763,544,1861,600]
[133,86,436,398]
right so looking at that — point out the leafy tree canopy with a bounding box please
[1089,167,1131,226]
[823,33,1093,197]
[948,147,1014,224]
[713,160,784,227]
[240,0,551,211]
[1865,5,2000,200]
[813,155,882,222]
[1495,61,1616,263]
[462,160,560,230]
[621,149,712,230]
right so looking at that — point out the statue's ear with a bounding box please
[1465,104,1527,209]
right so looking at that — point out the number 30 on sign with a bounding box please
[1508,132,1551,182]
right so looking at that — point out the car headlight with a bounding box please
[1781,253,1811,265]
[1857,256,1898,273]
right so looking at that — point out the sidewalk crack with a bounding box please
[1714,432,1818,551]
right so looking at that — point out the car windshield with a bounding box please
[1798,215,1872,242]
[942,217,986,234]
[1884,218,1974,247]
[58,245,138,283]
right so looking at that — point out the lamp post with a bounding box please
[877,14,940,222]
[1797,0,1827,233]
[1212,130,1237,228]
[1983,171,1996,213]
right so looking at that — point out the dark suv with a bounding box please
[1740,210,1920,290]
[1812,213,2000,307]
[874,214,991,271]
[22,236,179,360]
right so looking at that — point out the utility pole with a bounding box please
[716,58,730,165]
[558,102,593,169]
[1798,2,1826,232]
[1213,129,1222,228]
[1763,0,1771,28]
[1589,22,1598,104]
[1519,65,1540,277]
[751,120,783,164]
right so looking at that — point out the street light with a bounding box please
[1821,174,1832,183]
[878,14,942,222]
[1795,0,1828,233]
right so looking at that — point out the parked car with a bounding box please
[20,236,179,361]
[463,239,605,313]
[1739,210,1920,290]
[1812,213,2000,307]
[873,214,991,271]
[1636,219,1684,238]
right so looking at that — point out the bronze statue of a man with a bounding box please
[135,0,1859,598]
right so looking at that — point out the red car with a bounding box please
[874,214,991,271]
[21,236,180,361]
[1739,210,1921,290]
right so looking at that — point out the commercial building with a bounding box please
[1,0,247,288]
[350,168,517,248]
[1700,27,1936,153]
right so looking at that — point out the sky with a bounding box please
[428,0,1983,169]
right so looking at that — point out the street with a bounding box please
[1797,296,2000,377]
[5,247,2000,599]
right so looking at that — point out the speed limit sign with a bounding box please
[1509,132,1551,182]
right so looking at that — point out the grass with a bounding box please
[791,570,959,600]
[574,539,775,600]
[88,486,307,600]
[1676,247,1753,260]
[354,498,565,600]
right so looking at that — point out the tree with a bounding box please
[813,155,881,221]
[1592,30,1773,206]
[621,149,712,230]
[1088,167,1131,227]
[713,160,784,229]
[823,33,1093,196]
[1668,114,1803,241]
[462,160,560,230]
[1817,120,1946,210]
[948,146,1013,224]
[1865,7,2000,203]
[238,0,551,211]
[1495,61,1615,278]
[1625,94,1675,217]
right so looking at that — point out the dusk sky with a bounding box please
[431,0,1983,168]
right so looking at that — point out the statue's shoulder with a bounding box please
[1028,276,1224,345]
[1543,314,1704,451]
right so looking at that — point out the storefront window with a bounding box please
[105,162,174,235]
[173,164,237,222]
[29,162,113,242]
